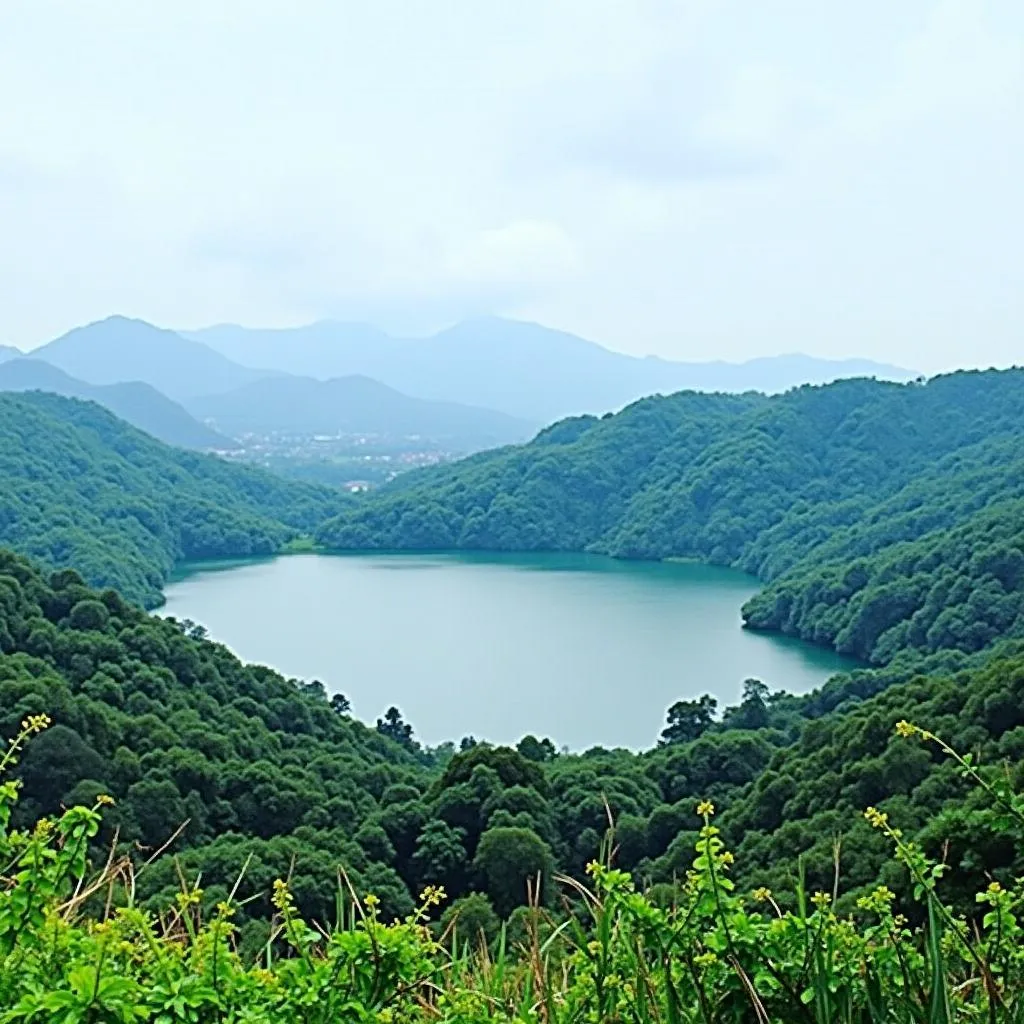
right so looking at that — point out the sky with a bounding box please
[0,1,1021,372]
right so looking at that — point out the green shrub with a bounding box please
[2,716,1023,1021]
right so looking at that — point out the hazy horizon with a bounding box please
[2,2,1021,373]
[10,313,925,372]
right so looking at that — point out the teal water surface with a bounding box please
[160,552,857,750]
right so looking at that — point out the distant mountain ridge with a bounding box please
[316,368,1024,667]
[187,317,917,422]
[0,358,235,450]
[32,316,275,400]
[185,374,534,450]
[22,314,918,432]
[0,345,19,363]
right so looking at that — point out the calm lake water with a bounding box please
[161,552,856,750]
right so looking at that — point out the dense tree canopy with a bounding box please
[0,392,342,606]
[4,367,1024,945]
[318,370,1024,671]
[6,538,1023,934]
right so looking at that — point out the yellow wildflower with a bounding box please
[864,807,888,829]
[419,885,446,907]
[696,800,715,818]
[271,879,293,913]
[856,885,896,914]
[32,818,54,839]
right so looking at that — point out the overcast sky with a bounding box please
[1,1,1021,371]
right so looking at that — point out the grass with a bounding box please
[1,717,1022,1022]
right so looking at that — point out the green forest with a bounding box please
[0,392,343,607]
[3,370,1024,1017]
[318,370,1024,665]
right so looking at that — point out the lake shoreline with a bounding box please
[160,551,859,751]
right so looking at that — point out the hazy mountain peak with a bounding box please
[191,317,916,422]
[184,371,534,449]
[32,316,274,401]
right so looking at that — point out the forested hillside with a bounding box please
[3,367,1024,1016]
[318,370,1024,665]
[2,547,1022,949]
[0,392,341,606]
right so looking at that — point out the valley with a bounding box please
[2,362,1024,1017]
[5,7,1022,1011]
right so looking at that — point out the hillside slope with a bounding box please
[0,549,424,925]
[189,317,916,421]
[185,373,535,449]
[319,370,1024,663]
[0,358,235,450]
[2,546,1022,935]
[0,392,341,605]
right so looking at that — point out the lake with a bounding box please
[161,552,856,750]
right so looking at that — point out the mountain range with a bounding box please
[32,316,273,401]
[0,357,235,450]
[184,373,533,447]
[317,368,1024,666]
[187,317,917,422]
[9,315,918,451]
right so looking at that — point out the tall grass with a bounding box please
[1,716,1022,1022]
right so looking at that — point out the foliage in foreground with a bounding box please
[4,545,1024,945]
[3,719,1024,1022]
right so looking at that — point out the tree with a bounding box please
[18,726,107,814]
[438,746,547,795]
[330,693,351,715]
[660,695,718,745]
[472,826,553,918]
[726,679,770,730]
[411,820,468,892]
[68,598,110,632]
[125,777,188,849]
[354,823,397,865]
[440,892,500,948]
[376,706,416,750]
[516,735,556,762]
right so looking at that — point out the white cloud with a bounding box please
[446,221,578,288]
[0,0,1020,371]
